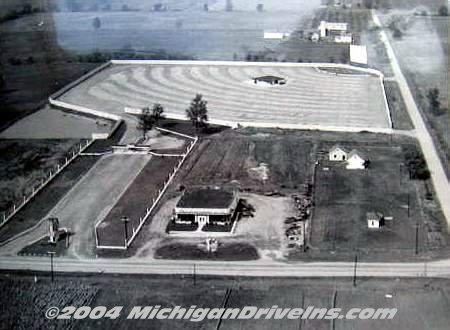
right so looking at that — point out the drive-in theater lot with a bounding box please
[57,62,391,131]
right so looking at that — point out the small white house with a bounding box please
[334,33,353,43]
[329,145,349,161]
[346,150,369,170]
[367,212,384,229]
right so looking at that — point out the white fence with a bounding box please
[1,139,94,228]
[95,131,198,249]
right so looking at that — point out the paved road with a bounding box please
[0,256,448,278]
[0,154,151,258]
[372,10,450,229]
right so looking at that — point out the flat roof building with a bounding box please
[175,188,239,229]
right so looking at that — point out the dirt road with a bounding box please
[372,10,450,229]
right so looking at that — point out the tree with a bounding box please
[151,103,164,124]
[256,4,264,12]
[186,94,208,131]
[426,88,441,115]
[438,5,448,16]
[137,107,155,139]
[203,4,209,11]
[93,17,101,30]
[226,0,233,12]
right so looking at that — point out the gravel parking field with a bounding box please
[57,62,391,131]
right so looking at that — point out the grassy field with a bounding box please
[174,131,314,194]
[384,80,414,130]
[1,272,450,330]
[96,155,181,247]
[305,139,447,261]
[0,139,81,211]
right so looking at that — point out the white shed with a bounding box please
[329,145,349,161]
[346,150,369,170]
[367,212,384,228]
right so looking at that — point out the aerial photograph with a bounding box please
[0,0,449,328]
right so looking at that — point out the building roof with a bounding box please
[367,212,383,221]
[348,149,369,161]
[320,21,348,31]
[254,75,286,83]
[176,188,236,209]
[329,144,349,153]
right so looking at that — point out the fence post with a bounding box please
[57,164,60,172]
[3,212,6,222]
[13,204,16,212]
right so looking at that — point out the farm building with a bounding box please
[346,150,370,169]
[253,75,287,85]
[174,188,239,229]
[319,21,348,38]
[329,145,349,161]
[367,212,385,228]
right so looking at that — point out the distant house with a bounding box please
[346,150,370,170]
[311,32,320,42]
[319,21,348,38]
[334,33,353,43]
[253,75,287,85]
[329,145,349,161]
[367,212,384,228]
[174,188,239,229]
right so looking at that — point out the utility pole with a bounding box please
[121,216,129,246]
[407,193,410,218]
[193,264,196,286]
[415,223,419,255]
[353,254,358,287]
[47,251,56,283]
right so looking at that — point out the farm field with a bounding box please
[57,62,391,131]
[1,272,450,330]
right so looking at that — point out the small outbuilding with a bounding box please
[174,188,239,229]
[253,75,286,85]
[346,149,370,170]
[329,145,349,161]
[367,212,384,228]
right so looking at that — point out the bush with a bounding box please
[438,5,448,16]
[404,145,430,180]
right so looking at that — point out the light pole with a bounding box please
[47,251,56,283]
[121,216,129,246]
